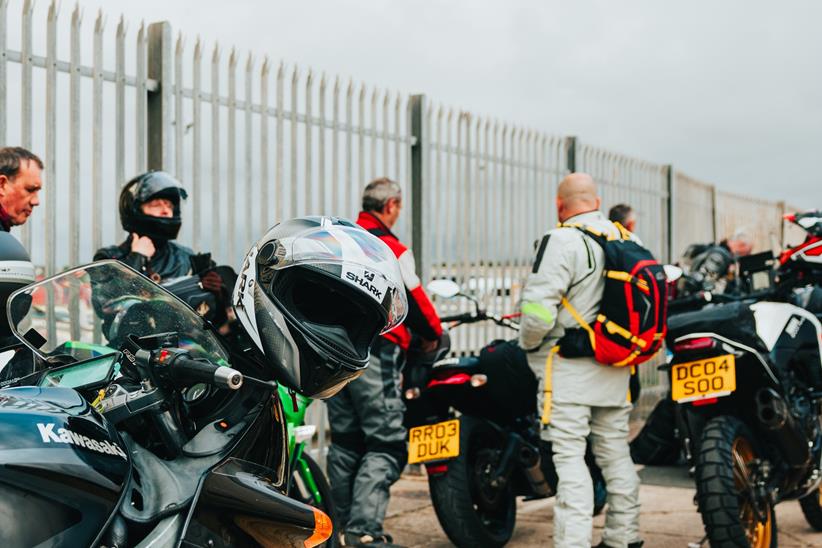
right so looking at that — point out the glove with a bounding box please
[199,270,224,294]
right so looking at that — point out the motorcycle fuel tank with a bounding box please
[0,386,130,547]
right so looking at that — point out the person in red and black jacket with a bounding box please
[327,177,441,548]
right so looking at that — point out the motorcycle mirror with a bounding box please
[427,279,461,299]
[663,265,684,282]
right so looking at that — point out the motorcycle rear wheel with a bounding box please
[695,415,777,548]
[799,484,822,531]
[428,415,516,548]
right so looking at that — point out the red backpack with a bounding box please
[558,222,668,367]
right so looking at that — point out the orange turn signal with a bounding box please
[304,507,333,548]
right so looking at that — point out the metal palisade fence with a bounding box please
[0,1,804,446]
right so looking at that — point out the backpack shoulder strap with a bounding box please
[557,222,614,248]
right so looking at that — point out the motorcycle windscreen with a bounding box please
[182,458,332,547]
[5,260,230,369]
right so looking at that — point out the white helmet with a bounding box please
[233,216,408,398]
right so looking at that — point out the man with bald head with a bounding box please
[519,173,642,547]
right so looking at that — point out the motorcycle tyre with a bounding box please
[629,397,680,465]
[799,486,822,531]
[428,415,516,548]
[695,415,777,548]
[289,453,338,548]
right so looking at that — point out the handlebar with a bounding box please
[155,349,243,390]
[440,310,519,330]
[668,288,780,313]
[439,312,479,323]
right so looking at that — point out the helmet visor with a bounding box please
[258,225,408,333]
[133,171,189,204]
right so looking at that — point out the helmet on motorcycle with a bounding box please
[233,216,408,398]
[0,232,34,338]
[118,171,188,242]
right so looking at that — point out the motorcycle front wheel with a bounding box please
[799,484,822,531]
[428,415,516,548]
[289,452,338,547]
[695,415,777,548]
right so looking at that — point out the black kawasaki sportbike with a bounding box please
[0,260,332,547]
[401,280,606,548]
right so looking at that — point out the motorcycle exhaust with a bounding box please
[490,433,552,497]
[755,388,810,467]
[519,444,552,497]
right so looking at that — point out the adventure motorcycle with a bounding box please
[0,260,333,547]
[660,229,822,546]
[402,279,607,548]
[632,212,822,467]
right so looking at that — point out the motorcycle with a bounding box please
[632,212,822,468]
[660,225,822,546]
[403,279,607,547]
[0,260,333,547]
[280,385,337,545]
[160,264,338,539]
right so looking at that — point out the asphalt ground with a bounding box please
[383,464,822,547]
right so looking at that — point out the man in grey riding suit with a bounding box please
[327,178,442,547]
[519,173,642,548]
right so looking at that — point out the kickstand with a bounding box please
[687,535,708,548]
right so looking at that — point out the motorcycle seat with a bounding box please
[431,355,480,372]
[666,301,762,349]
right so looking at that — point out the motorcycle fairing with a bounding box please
[118,431,224,524]
[780,237,822,266]
[0,387,130,548]
[181,457,319,547]
[750,302,822,355]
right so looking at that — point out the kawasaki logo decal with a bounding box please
[37,422,127,460]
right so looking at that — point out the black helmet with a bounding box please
[119,171,188,242]
[233,216,408,399]
[0,232,34,339]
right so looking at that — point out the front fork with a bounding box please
[291,441,324,506]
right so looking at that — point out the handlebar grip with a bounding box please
[168,355,243,390]
[440,312,476,323]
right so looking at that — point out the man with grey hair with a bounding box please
[327,177,442,547]
[0,147,43,232]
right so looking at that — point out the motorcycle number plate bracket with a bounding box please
[408,419,460,464]
[671,353,736,403]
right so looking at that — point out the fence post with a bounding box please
[147,21,172,171]
[564,136,577,173]
[711,185,719,243]
[409,94,427,277]
[776,200,786,249]
[665,164,674,263]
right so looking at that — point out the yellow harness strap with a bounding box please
[613,221,633,241]
[597,315,648,349]
[605,270,650,292]
[560,296,596,350]
[557,222,617,241]
[541,345,560,425]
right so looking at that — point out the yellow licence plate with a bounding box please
[408,419,460,464]
[671,354,736,403]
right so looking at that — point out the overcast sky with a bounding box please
[73,0,822,207]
